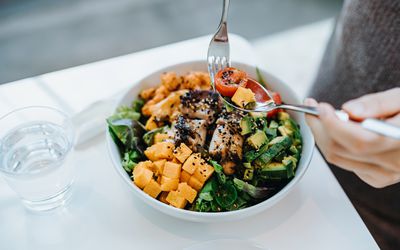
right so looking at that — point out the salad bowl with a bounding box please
[106,60,314,222]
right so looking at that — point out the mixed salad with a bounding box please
[107,68,302,212]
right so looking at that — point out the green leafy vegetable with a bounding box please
[131,99,145,113]
[122,151,141,172]
[209,160,226,184]
[108,110,140,121]
[107,118,145,153]
[143,126,167,146]
[225,195,248,211]
[192,180,215,212]
[108,99,144,121]
[233,178,271,199]
[214,180,238,208]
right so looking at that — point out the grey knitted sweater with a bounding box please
[310,1,400,249]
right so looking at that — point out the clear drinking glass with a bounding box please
[0,106,75,211]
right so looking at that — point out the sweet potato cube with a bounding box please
[180,170,191,183]
[177,182,197,203]
[145,115,159,131]
[193,163,214,184]
[157,175,162,184]
[153,159,166,175]
[162,162,181,179]
[143,179,162,198]
[144,142,174,161]
[134,167,153,189]
[154,133,171,143]
[173,143,193,163]
[188,176,203,191]
[160,176,179,191]
[182,153,202,175]
[166,191,187,209]
[171,157,180,163]
[158,191,169,204]
[132,160,153,177]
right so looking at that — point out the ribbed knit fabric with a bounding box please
[310,1,400,249]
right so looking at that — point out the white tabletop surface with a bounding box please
[0,21,379,250]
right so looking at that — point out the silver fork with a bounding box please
[207,0,231,87]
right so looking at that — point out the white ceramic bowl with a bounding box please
[106,60,314,223]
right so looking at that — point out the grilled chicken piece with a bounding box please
[209,123,230,159]
[180,90,222,124]
[148,89,188,120]
[173,116,207,152]
[209,116,244,161]
[230,133,243,159]
[222,161,236,175]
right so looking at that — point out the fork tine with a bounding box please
[221,57,228,70]
[214,57,221,74]
[208,56,215,77]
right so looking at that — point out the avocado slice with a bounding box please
[240,116,254,135]
[278,125,293,137]
[231,87,256,108]
[269,120,279,129]
[260,162,288,179]
[277,111,290,121]
[247,130,268,149]
[254,136,292,167]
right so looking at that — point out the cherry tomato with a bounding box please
[266,92,282,118]
[245,78,270,103]
[215,67,248,97]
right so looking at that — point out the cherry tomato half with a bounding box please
[215,67,248,97]
[245,78,270,103]
[266,92,282,118]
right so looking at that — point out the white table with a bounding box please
[0,24,379,249]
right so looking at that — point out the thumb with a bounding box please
[342,88,400,120]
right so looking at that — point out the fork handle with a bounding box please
[220,0,230,25]
[215,0,230,42]
[275,104,400,140]
[278,104,319,115]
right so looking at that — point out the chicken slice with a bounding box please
[173,116,207,152]
[180,90,222,124]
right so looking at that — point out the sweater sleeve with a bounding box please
[310,0,400,108]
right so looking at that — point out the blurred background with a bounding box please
[0,0,343,84]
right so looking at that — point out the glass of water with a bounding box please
[0,106,75,211]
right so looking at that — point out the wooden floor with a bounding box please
[0,0,342,84]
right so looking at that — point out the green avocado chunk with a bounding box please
[240,116,254,135]
[254,136,292,167]
[247,130,268,149]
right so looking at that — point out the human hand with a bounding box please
[304,88,400,188]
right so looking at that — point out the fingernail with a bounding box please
[344,101,364,116]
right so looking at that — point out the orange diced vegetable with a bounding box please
[162,162,181,179]
[177,182,197,203]
[160,176,179,191]
[180,170,191,183]
[173,143,193,163]
[143,179,162,198]
[134,167,153,189]
[188,176,203,191]
[144,142,174,161]
[193,163,214,184]
[166,191,187,209]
